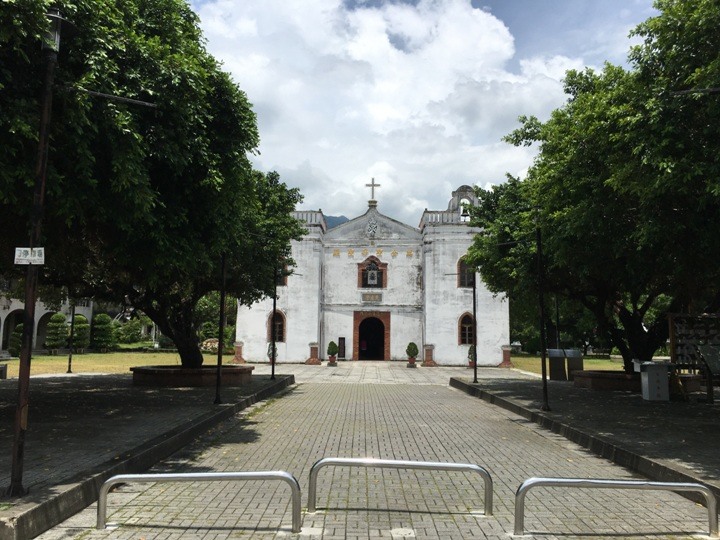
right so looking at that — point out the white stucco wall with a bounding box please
[235,223,324,362]
[421,224,509,366]
[322,310,354,360]
[390,310,423,360]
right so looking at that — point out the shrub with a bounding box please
[8,324,23,357]
[116,318,143,344]
[92,313,116,351]
[72,314,90,350]
[158,333,175,349]
[224,325,235,350]
[198,321,217,342]
[327,340,339,356]
[45,313,68,351]
[406,342,419,358]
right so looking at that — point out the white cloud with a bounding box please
[191,0,647,224]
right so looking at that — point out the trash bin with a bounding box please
[640,363,669,401]
[565,349,584,380]
[547,349,567,381]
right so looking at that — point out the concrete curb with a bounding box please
[0,375,295,540]
[450,377,720,503]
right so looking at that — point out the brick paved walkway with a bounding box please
[34,363,712,540]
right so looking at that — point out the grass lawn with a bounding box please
[1,351,230,378]
[510,355,624,375]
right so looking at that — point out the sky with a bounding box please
[189,0,658,225]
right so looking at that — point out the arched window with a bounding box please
[457,258,475,288]
[268,311,285,342]
[358,257,387,288]
[459,314,475,345]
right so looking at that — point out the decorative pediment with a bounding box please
[324,206,421,242]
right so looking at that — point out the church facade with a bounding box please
[234,185,509,366]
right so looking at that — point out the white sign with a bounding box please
[14,247,45,265]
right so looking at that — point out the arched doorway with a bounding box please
[358,317,385,360]
[36,311,58,349]
[1,309,23,350]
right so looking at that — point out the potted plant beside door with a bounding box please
[327,341,339,367]
[406,342,419,368]
[468,345,476,368]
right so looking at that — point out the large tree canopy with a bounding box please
[1,0,305,367]
[467,0,720,370]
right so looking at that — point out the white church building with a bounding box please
[234,184,509,366]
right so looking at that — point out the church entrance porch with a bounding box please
[353,311,390,360]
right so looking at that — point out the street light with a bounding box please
[459,206,478,383]
[535,208,550,411]
[214,253,227,404]
[66,301,75,373]
[471,271,478,384]
[7,8,71,497]
[271,268,277,381]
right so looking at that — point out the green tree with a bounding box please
[8,324,23,357]
[469,1,720,370]
[0,1,304,367]
[116,319,143,344]
[72,314,90,351]
[45,313,68,351]
[91,313,115,351]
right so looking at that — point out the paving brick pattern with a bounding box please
[37,363,710,540]
[0,373,281,495]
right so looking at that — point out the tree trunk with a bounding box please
[173,332,204,368]
[138,298,204,369]
[608,306,670,372]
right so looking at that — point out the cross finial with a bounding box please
[365,177,381,201]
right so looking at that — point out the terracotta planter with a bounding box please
[327,355,337,367]
[407,357,417,368]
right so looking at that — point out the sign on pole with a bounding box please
[14,247,45,265]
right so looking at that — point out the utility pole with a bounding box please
[8,8,63,497]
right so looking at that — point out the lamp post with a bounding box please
[214,253,227,404]
[66,302,75,373]
[270,266,278,380]
[8,8,66,497]
[459,206,478,383]
[535,210,550,411]
[471,270,478,384]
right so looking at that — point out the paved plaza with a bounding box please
[0,362,709,540]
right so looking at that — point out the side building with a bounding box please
[235,186,509,365]
[0,293,93,355]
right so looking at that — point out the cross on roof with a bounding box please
[365,177,381,200]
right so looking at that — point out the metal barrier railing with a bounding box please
[515,477,719,537]
[97,471,302,533]
[307,457,493,515]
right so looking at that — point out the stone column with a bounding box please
[233,341,246,364]
[498,344,514,368]
[421,344,437,367]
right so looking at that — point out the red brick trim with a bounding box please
[357,256,388,288]
[353,311,391,360]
